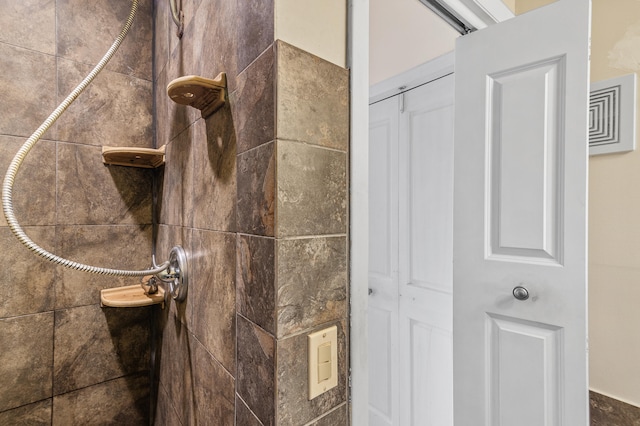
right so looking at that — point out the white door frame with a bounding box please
[348,1,370,424]
[348,1,511,424]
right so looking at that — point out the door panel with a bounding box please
[489,57,564,262]
[408,319,453,424]
[370,103,397,278]
[487,314,563,424]
[453,0,590,424]
[406,86,454,293]
[368,306,395,425]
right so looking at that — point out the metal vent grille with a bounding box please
[589,85,620,147]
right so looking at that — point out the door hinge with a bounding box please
[399,92,405,113]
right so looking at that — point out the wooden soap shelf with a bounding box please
[100,284,165,308]
[102,145,166,169]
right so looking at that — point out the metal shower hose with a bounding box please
[1,0,169,277]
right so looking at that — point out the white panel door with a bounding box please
[453,1,591,425]
[369,94,400,426]
[369,75,454,426]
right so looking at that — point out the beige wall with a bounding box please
[275,0,347,67]
[515,0,555,14]
[369,0,459,85]
[588,0,640,407]
[502,0,516,12]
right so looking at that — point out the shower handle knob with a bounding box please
[512,285,529,301]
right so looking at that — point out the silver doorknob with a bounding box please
[512,286,529,301]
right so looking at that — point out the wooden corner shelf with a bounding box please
[102,145,166,168]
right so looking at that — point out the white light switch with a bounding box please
[308,326,338,400]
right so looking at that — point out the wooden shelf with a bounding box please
[167,73,227,118]
[100,284,165,308]
[102,145,165,168]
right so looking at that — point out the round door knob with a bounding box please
[512,286,529,301]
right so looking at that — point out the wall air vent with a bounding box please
[589,73,636,156]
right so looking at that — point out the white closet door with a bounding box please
[369,74,454,426]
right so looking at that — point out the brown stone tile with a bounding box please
[590,390,640,425]
[56,0,153,80]
[166,16,195,83]
[0,226,57,317]
[164,44,200,141]
[276,141,347,237]
[0,399,52,426]
[236,395,263,426]
[57,143,153,226]
[53,304,150,395]
[0,0,55,55]
[157,312,193,425]
[276,321,347,426]
[190,229,236,374]
[232,45,275,154]
[154,0,170,80]
[189,0,238,91]
[168,0,203,58]
[190,337,235,424]
[0,43,56,139]
[308,403,349,426]
[181,0,204,33]
[158,127,194,227]
[237,141,275,236]
[237,315,275,425]
[276,41,349,151]
[236,0,274,73]
[276,236,347,337]
[0,136,56,227]
[56,58,153,147]
[237,234,275,334]
[192,106,237,232]
[52,373,149,425]
[55,224,152,309]
[0,313,53,411]
[153,381,182,426]
[154,64,171,147]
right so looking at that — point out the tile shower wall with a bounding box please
[153,0,349,424]
[0,0,155,423]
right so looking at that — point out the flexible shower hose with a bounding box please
[1,0,169,277]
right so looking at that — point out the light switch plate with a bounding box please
[308,325,338,400]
